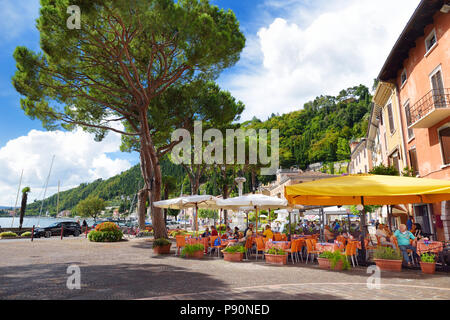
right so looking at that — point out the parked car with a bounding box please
[166,221,180,229]
[33,221,82,238]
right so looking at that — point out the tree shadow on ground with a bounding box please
[0,262,225,300]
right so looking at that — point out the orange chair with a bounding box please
[209,236,220,257]
[255,237,265,261]
[175,235,186,256]
[244,237,253,260]
[305,239,320,264]
[285,240,298,264]
[295,239,304,262]
[281,234,287,241]
[274,233,282,241]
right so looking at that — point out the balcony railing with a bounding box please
[407,88,450,128]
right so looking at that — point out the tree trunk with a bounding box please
[18,192,28,231]
[137,188,147,229]
[138,110,167,239]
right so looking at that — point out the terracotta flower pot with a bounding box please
[153,243,172,254]
[317,258,331,269]
[222,251,244,262]
[330,260,344,271]
[420,262,436,274]
[265,254,288,265]
[187,250,204,259]
[374,259,402,271]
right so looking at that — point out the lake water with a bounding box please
[0,217,96,228]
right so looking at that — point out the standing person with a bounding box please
[394,224,419,267]
[406,216,413,231]
[244,223,254,237]
[333,219,341,232]
[375,220,380,229]
[82,219,88,232]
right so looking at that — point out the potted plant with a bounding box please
[420,252,436,274]
[181,244,204,259]
[264,248,288,265]
[373,247,403,271]
[152,238,172,254]
[317,251,333,269]
[222,245,245,262]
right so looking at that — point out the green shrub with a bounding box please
[374,247,402,260]
[88,230,123,242]
[329,251,351,270]
[95,222,119,232]
[223,245,245,253]
[0,232,18,238]
[319,251,334,259]
[420,252,436,263]
[265,248,286,255]
[153,238,171,248]
[181,244,204,257]
[21,231,32,237]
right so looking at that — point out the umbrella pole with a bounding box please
[288,209,292,241]
[320,207,324,243]
[195,204,198,237]
[359,197,367,265]
[255,206,258,235]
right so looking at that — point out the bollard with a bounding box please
[31,225,34,242]
[61,225,64,240]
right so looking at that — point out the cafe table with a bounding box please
[315,242,343,253]
[265,241,291,250]
[416,240,444,255]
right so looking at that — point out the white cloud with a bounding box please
[0,128,132,206]
[222,0,421,121]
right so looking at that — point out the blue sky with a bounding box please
[0,0,420,206]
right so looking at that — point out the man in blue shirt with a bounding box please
[406,216,413,231]
[394,224,419,266]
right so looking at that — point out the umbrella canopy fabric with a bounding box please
[285,174,450,206]
[153,195,218,209]
[216,194,288,210]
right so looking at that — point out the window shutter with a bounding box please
[440,127,450,165]
[387,103,395,134]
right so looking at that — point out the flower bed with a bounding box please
[88,222,123,242]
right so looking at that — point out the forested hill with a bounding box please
[245,84,371,169]
[25,158,185,216]
[25,84,371,215]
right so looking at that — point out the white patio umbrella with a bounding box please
[215,194,288,234]
[153,195,219,234]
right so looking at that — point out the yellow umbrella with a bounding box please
[285,174,450,206]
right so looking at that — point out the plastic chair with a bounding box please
[295,239,305,262]
[175,235,186,256]
[281,233,287,241]
[343,242,355,267]
[244,237,253,260]
[209,236,220,257]
[274,233,282,241]
[255,237,265,261]
[285,241,298,264]
[305,239,320,264]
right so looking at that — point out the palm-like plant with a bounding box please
[19,187,30,231]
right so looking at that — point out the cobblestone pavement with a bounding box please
[0,237,449,300]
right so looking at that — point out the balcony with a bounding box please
[408,88,450,129]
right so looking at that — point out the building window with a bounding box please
[389,151,400,175]
[425,29,437,53]
[439,126,450,165]
[401,69,407,86]
[387,103,395,134]
[409,148,419,176]
[430,68,446,109]
[404,101,414,139]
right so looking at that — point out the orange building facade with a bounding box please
[375,0,450,241]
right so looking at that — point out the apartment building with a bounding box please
[364,0,450,240]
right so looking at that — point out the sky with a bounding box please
[0,0,421,206]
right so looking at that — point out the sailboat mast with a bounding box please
[10,169,24,228]
[37,155,55,226]
[56,180,60,217]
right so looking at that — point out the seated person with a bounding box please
[202,227,211,238]
[211,225,218,236]
[376,224,395,249]
[262,225,274,241]
[226,226,253,248]
[324,226,335,243]
[244,223,254,237]
[225,226,233,238]
[412,223,423,241]
[233,226,240,239]
[394,224,419,266]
